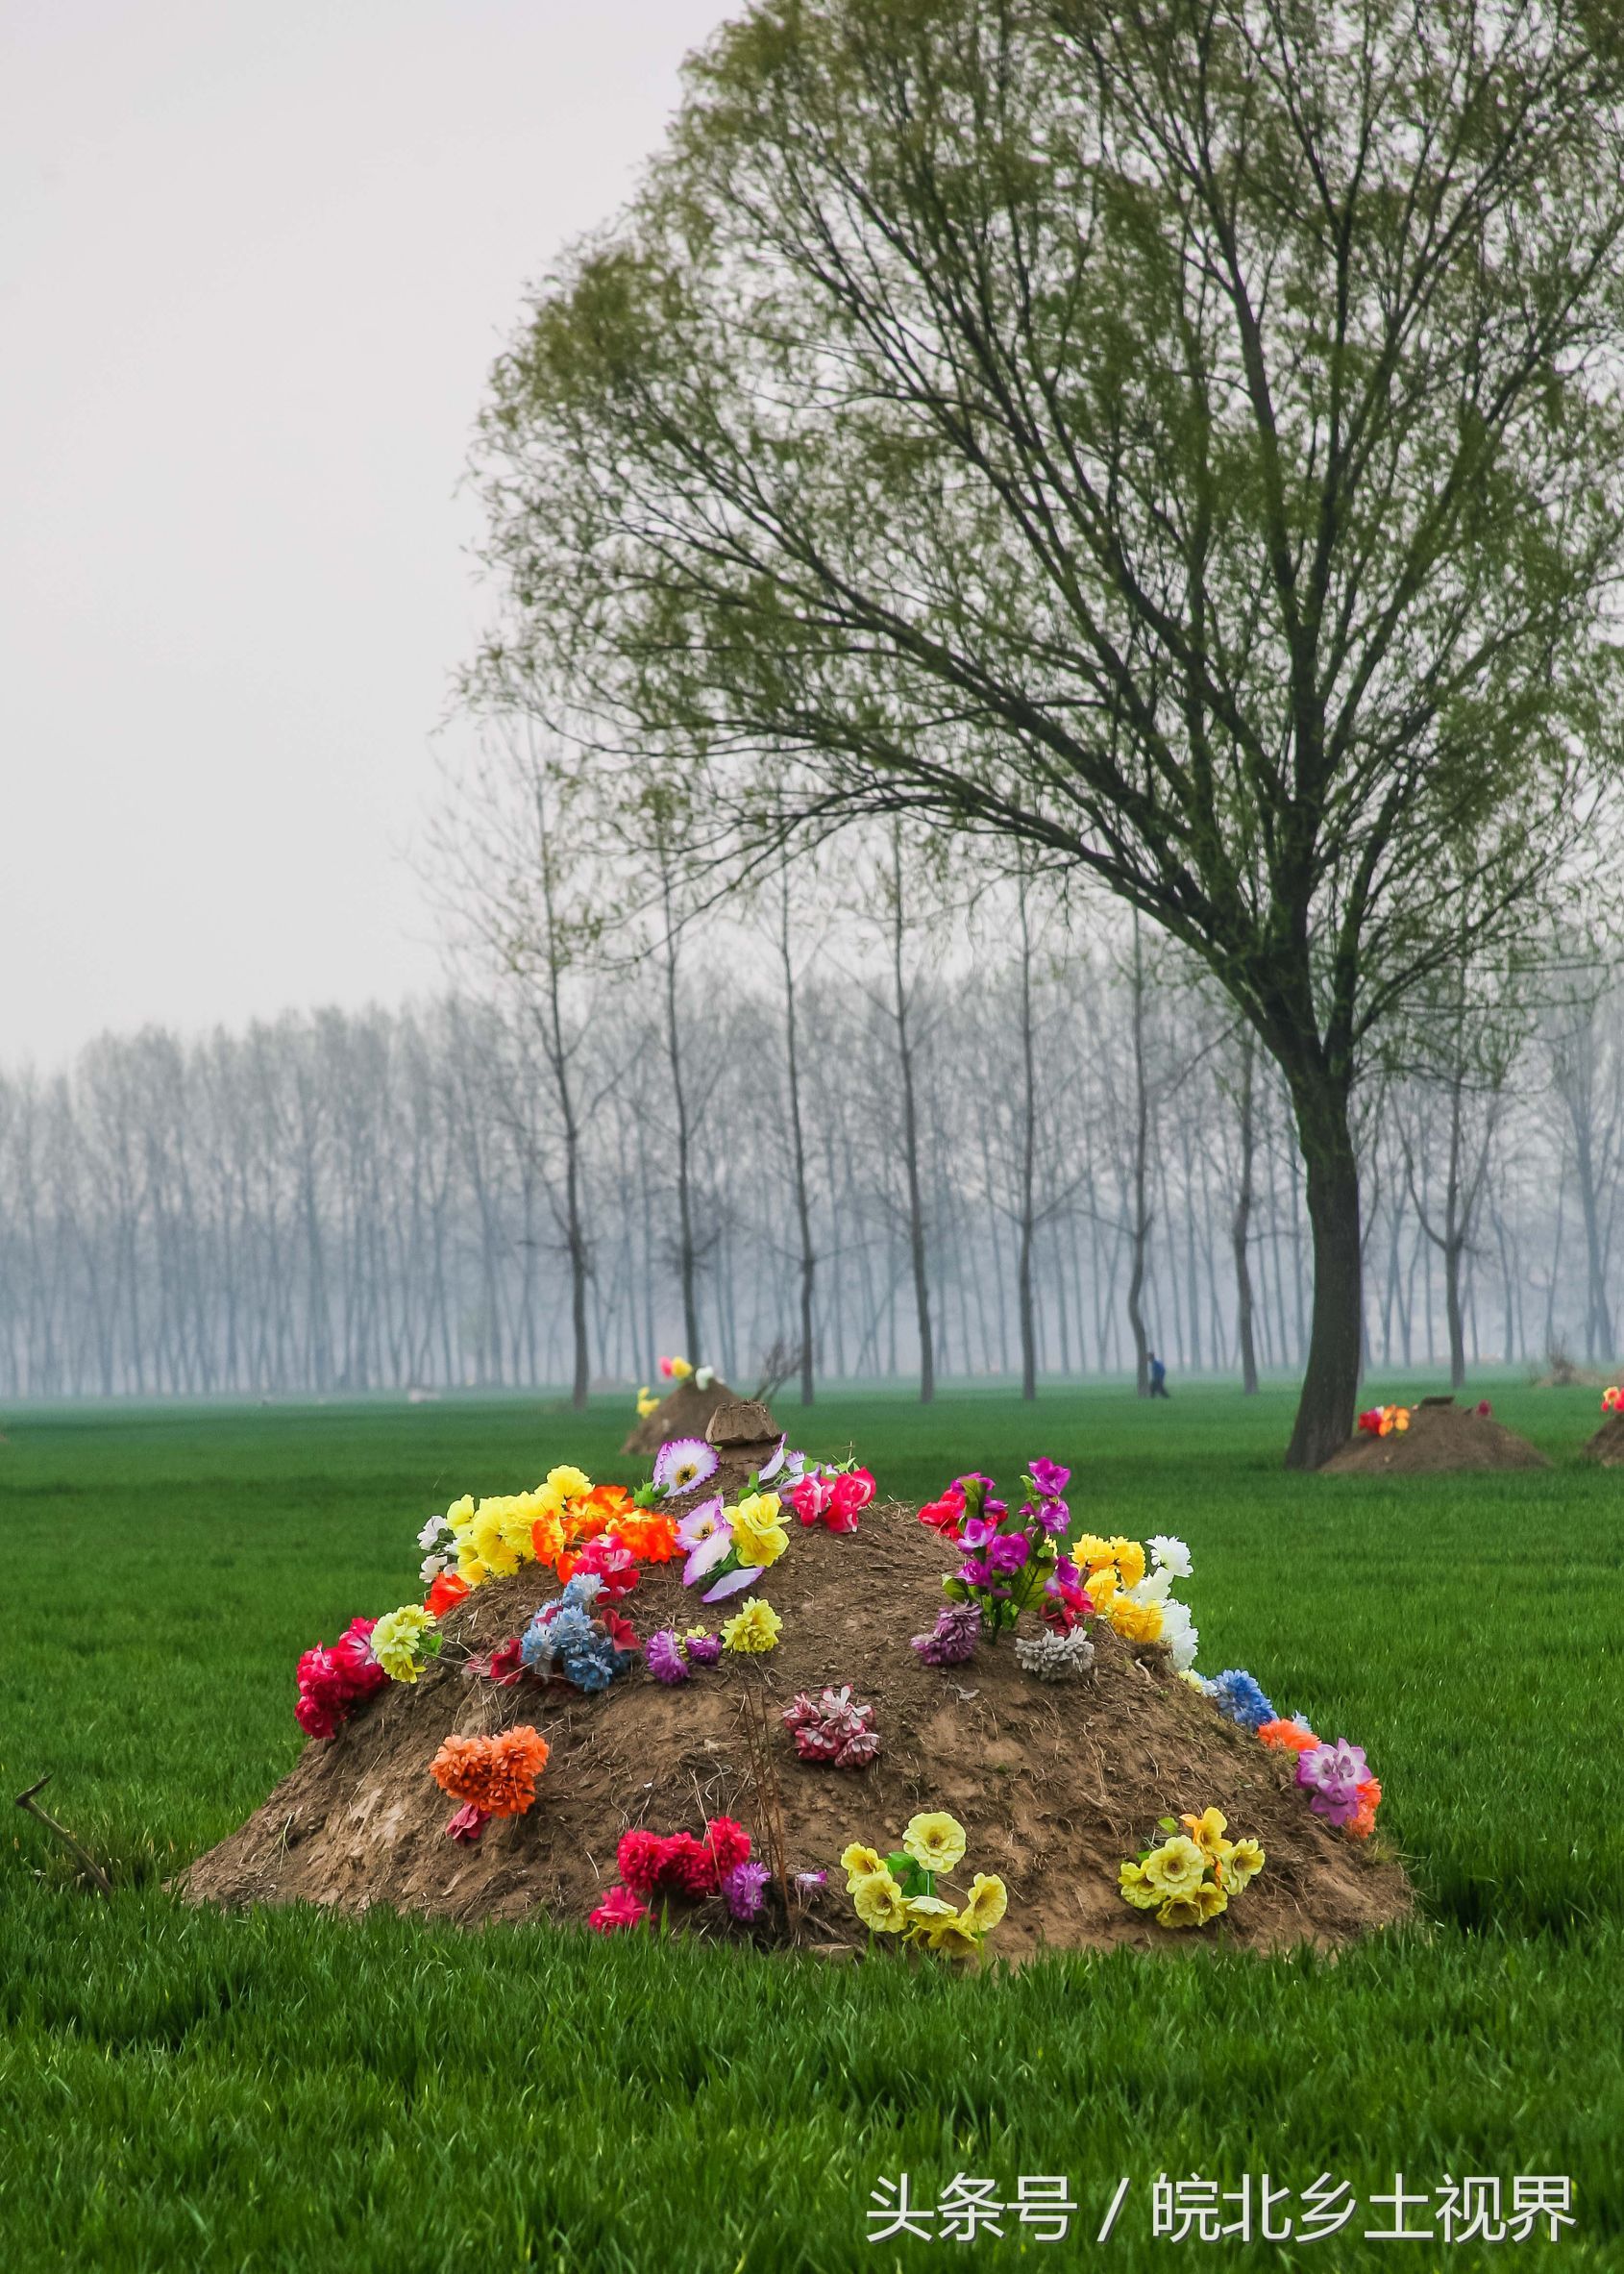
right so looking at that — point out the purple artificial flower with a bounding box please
[701,1563,766,1604]
[1296,1739,1370,1828]
[722,1859,773,1921]
[1036,1496,1070,1537]
[957,1557,994,1589]
[683,1631,723,1665]
[1028,1457,1071,1497]
[652,1437,720,1497]
[794,1870,827,1894]
[960,1512,998,1549]
[676,1495,726,1548]
[757,1435,788,1481]
[911,1601,982,1666]
[987,1532,1030,1575]
[645,1629,690,1685]
[681,1526,733,1591]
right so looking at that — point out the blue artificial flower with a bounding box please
[547,1606,597,1653]
[519,1616,556,1670]
[562,1643,615,1693]
[1210,1668,1276,1732]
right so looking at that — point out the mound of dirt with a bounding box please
[1582,1413,1624,1466]
[622,1374,737,1458]
[185,1472,1411,1959]
[1321,1395,1548,1474]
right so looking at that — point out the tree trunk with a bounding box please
[1283,1070,1363,1471]
[777,872,817,1404]
[1126,918,1151,1395]
[1016,870,1038,1401]
[1232,1028,1260,1394]
[889,830,934,1403]
[660,862,702,1363]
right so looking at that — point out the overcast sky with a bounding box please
[1,0,726,1065]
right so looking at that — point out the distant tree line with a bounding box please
[1,930,1618,1402]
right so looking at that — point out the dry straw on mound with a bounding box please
[1320,1395,1547,1475]
[186,1432,1410,1959]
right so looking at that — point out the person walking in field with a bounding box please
[1148,1351,1170,1398]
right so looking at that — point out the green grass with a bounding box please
[1,1380,1620,2270]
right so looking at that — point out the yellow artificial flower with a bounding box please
[1156,1892,1206,1930]
[922,1916,985,1962]
[444,1493,476,1537]
[852,1870,909,1933]
[1074,1533,1116,1571]
[1193,1881,1229,1922]
[1110,1536,1147,1588]
[1110,1595,1165,1644]
[729,1495,789,1569]
[670,1357,694,1380]
[902,1812,967,1874]
[635,1387,659,1418]
[545,1464,592,1501]
[721,1596,782,1654]
[1141,1837,1207,1901]
[1226,1838,1266,1892]
[1119,1860,1163,1911]
[1180,1808,1234,1865]
[841,1842,883,1890]
[370,1602,435,1683]
[469,1499,522,1578]
[455,1548,490,1589]
[1084,1566,1120,1610]
[902,1894,958,1935]
[961,1873,1008,1935]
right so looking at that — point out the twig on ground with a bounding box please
[13,1775,114,1896]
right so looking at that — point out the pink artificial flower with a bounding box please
[590,1885,650,1933]
[788,1473,835,1526]
[826,1469,874,1530]
[444,1803,489,1843]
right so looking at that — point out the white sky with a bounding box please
[0,0,726,1065]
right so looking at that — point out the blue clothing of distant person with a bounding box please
[1148,1352,1170,1398]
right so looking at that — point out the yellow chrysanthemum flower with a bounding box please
[1074,1533,1116,1571]
[469,1500,522,1579]
[1141,1837,1207,1901]
[545,1465,592,1501]
[721,1596,782,1654]
[1084,1566,1120,1610]
[370,1602,435,1683]
[1226,1838,1266,1891]
[729,1495,789,1569]
[1109,1537,1146,1588]
[841,1842,883,1890]
[1110,1595,1165,1644]
[902,1812,967,1873]
[852,1870,908,1933]
[961,1872,1008,1935]
[1119,1860,1163,1911]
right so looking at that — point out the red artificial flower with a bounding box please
[826,1469,874,1531]
[467,1636,526,1686]
[294,1617,389,1739]
[444,1803,488,1843]
[1356,1408,1384,1437]
[616,1828,670,1896]
[661,1832,720,1898]
[558,1538,640,1598]
[787,1473,834,1526]
[704,1817,752,1875]
[602,1607,640,1652]
[917,1486,967,1541]
[590,1884,650,1934]
[425,1570,470,1619]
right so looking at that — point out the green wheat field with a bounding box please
[2,1381,1619,2271]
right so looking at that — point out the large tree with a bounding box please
[473,0,1624,1465]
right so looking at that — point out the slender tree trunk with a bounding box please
[888,830,934,1403]
[1016,871,1038,1401]
[1283,1068,1363,1471]
[1126,919,1151,1395]
[659,862,701,1362]
[1233,1028,1261,1395]
[777,872,817,1404]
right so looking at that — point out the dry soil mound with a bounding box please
[622,1375,737,1458]
[1582,1413,1624,1466]
[1320,1395,1548,1475]
[185,1495,1410,1959]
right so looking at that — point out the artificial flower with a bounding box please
[645,1628,691,1685]
[916,1484,967,1539]
[1109,1537,1147,1588]
[444,1802,487,1843]
[590,1885,650,1933]
[911,1601,983,1666]
[722,1860,773,1921]
[852,1870,909,1934]
[1208,1668,1276,1732]
[841,1842,884,1888]
[1109,1595,1164,1644]
[425,1570,470,1619]
[652,1437,719,1497]
[1603,1385,1624,1415]
[682,1628,723,1664]
[294,1617,388,1740]
[1141,1837,1207,1901]
[1119,1860,1162,1911]
[1258,1717,1321,1755]
[1014,1627,1095,1682]
[1226,1838,1266,1891]
[702,1563,766,1604]
[902,1812,967,1873]
[1296,1739,1370,1829]
[721,1596,781,1653]
[961,1872,1009,1935]
[782,1686,882,1767]
[1027,1456,1071,1497]
[635,1386,659,1419]
[369,1602,438,1684]
[825,1469,874,1530]
[1073,1534,1117,1571]
[728,1493,789,1568]
[429,1726,549,1818]
[1180,1808,1235,1866]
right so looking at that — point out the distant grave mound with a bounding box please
[1321,1395,1548,1474]
[622,1373,737,1457]
[1581,1410,1624,1466]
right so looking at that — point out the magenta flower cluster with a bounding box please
[781,1685,882,1767]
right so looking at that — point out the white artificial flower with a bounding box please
[694,1366,715,1391]
[1129,1568,1173,1605]
[417,1514,446,1551]
[419,1550,448,1585]
[1161,1601,1199,1674]
[1147,1534,1193,1578]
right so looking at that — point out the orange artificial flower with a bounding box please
[1348,1776,1382,1840]
[1258,1718,1321,1755]
[606,1507,680,1565]
[425,1570,470,1619]
[430,1726,550,1817]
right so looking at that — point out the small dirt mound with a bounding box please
[622,1375,737,1458]
[1321,1395,1547,1474]
[184,1489,1410,1959]
[1582,1413,1624,1466]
